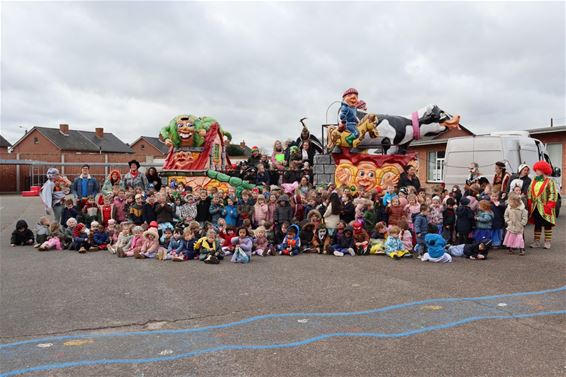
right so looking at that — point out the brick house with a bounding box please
[0,135,11,153]
[130,136,170,160]
[226,141,252,164]
[7,124,133,192]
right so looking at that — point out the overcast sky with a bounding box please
[2,1,564,150]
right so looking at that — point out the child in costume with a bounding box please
[231,227,253,263]
[369,221,388,255]
[503,193,529,255]
[128,194,145,226]
[352,220,369,255]
[527,161,558,249]
[11,220,34,246]
[339,88,361,145]
[421,230,451,263]
[278,224,301,256]
[71,223,90,253]
[312,224,331,254]
[384,226,411,260]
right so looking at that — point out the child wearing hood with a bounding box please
[278,224,301,256]
[274,194,293,240]
[421,227,452,263]
[503,194,529,255]
[124,226,144,257]
[11,220,34,246]
[231,227,253,263]
[71,223,90,253]
[253,195,269,227]
[136,227,162,259]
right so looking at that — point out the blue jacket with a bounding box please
[384,236,405,255]
[339,102,359,128]
[382,192,396,206]
[209,203,224,224]
[414,214,429,236]
[424,233,446,258]
[475,210,494,230]
[93,230,109,245]
[223,205,238,226]
[168,238,184,253]
[72,176,99,198]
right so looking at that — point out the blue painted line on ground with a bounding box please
[1,310,564,377]
[1,285,565,350]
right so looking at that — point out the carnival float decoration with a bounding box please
[159,114,255,193]
[327,88,461,192]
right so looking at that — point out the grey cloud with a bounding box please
[1,2,564,150]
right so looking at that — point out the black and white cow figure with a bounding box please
[357,104,461,154]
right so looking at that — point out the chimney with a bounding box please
[59,124,69,135]
[239,140,246,148]
[95,127,104,139]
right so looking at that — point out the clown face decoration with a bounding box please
[355,161,378,192]
[176,116,197,147]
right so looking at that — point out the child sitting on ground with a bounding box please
[63,218,77,249]
[278,224,301,256]
[254,226,274,256]
[352,220,369,255]
[231,227,253,263]
[124,226,145,257]
[384,226,411,260]
[160,228,184,261]
[71,223,90,253]
[398,219,413,253]
[11,220,34,247]
[34,216,50,247]
[110,223,132,256]
[421,224,451,263]
[330,225,356,257]
[181,229,197,261]
[92,223,110,250]
[195,229,224,264]
[38,222,64,251]
[137,227,163,259]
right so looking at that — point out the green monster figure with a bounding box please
[160,114,230,149]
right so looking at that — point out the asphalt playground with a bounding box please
[1,195,565,377]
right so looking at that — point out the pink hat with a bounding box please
[342,88,358,98]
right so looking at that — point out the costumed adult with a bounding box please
[71,164,100,207]
[40,168,67,222]
[398,165,421,192]
[527,161,558,249]
[247,146,262,168]
[145,167,162,192]
[509,164,531,196]
[295,123,323,154]
[123,160,148,191]
[465,162,485,186]
[492,161,511,199]
[101,169,124,196]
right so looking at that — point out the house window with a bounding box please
[141,144,145,149]
[33,137,39,144]
[427,151,445,182]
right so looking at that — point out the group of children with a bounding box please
[11,169,535,265]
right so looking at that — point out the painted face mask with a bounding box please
[318,228,327,239]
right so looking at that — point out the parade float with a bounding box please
[159,114,256,193]
[322,88,461,192]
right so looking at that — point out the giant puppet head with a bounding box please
[160,115,221,149]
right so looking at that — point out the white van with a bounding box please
[443,132,562,211]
